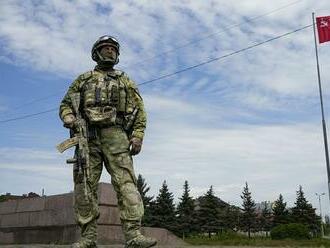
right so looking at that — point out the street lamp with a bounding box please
[316,192,326,237]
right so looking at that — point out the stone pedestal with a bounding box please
[0,183,183,246]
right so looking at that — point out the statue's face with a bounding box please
[99,45,118,61]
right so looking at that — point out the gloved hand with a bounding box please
[129,137,142,156]
[63,114,76,129]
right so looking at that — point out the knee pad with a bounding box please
[119,182,144,220]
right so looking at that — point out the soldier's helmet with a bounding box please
[91,35,120,64]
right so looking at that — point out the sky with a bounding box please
[1,0,330,218]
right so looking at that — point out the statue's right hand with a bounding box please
[63,114,76,129]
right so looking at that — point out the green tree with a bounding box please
[197,185,222,238]
[176,180,196,239]
[0,195,6,202]
[137,174,153,206]
[291,185,321,236]
[220,204,240,231]
[272,194,289,227]
[240,182,257,238]
[271,223,310,240]
[136,174,154,226]
[258,201,272,236]
[325,215,330,225]
[148,180,176,232]
[325,215,330,235]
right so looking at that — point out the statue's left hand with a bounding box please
[129,137,142,156]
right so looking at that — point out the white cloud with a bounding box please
[0,94,328,213]
[144,94,202,115]
[124,95,328,210]
[1,0,329,98]
[1,0,330,215]
[0,147,59,161]
[0,147,73,195]
[138,120,327,207]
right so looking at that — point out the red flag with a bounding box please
[316,16,330,44]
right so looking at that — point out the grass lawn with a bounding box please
[185,233,330,247]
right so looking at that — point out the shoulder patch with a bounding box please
[118,73,134,88]
[114,69,124,77]
[79,71,93,80]
[77,70,94,90]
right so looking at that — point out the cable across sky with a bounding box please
[122,0,303,70]
[0,24,313,124]
[3,0,303,114]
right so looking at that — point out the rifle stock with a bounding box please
[56,136,79,153]
[57,93,90,200]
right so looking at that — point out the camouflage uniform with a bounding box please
[59,65,154,247]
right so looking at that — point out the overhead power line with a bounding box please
[140,24,312,86]
[0,108,58,124]
[0,24,312,124]
[10,92,65,111]
[0,91,65,121]
[123,0,303,69]
[5,0,303,114]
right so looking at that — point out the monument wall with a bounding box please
[0,183,183,245]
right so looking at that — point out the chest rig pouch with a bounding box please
[82,72,127,126]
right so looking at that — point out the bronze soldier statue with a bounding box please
[59,35,157,248]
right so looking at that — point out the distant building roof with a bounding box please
[0,192,40,202]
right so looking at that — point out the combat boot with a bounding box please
[125,233,157,248]
[71,238,97,248]
[123,220,157,248]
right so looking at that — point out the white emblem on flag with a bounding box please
[320,19,329,28]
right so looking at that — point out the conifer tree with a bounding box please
[272,194,289,227]
[136,174,154,226]
[220,205,240,231]
[197,185,222,238]
[258,201,272,236]
[176,180,196,239]
[325,215,330,235]
[137,174,153,207]
[325,215,330,226]
[148,180,176,232]
[291,185,321,235]
[240,182,257,238]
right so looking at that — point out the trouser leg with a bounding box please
[101,127,156,247]
[103,151,144,239]
[81,219,98,242]
[73,145,103,245]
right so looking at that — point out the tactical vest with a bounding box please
[78,70,136,129]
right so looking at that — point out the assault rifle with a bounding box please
[56,93,90,200]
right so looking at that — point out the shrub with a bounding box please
[270,223,310,240]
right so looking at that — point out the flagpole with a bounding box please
[312,12,330,204]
